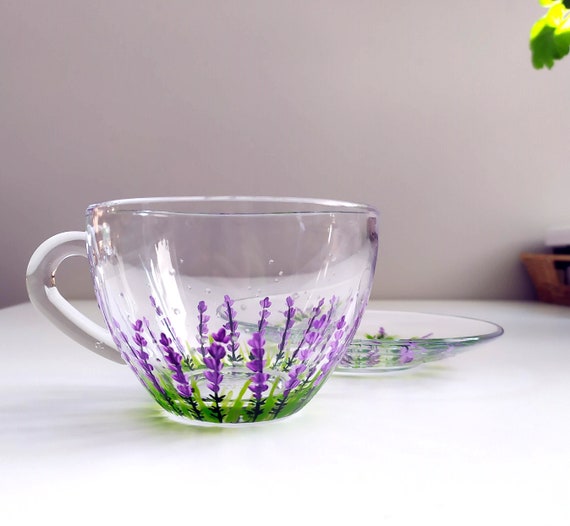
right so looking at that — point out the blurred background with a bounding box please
[2,1,570,308]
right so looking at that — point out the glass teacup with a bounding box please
[27,196,379,426]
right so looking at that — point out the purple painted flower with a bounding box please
[150,295,163,316]
[283,364,307,397]
[113,324,136,373]
[148,295,186,357]
[400,342,417,364]
[223,295,241,361]
[204,342,226,393]
[249,372,270,399]
[297,313,328,362]
[159,332,192,397]
[258,297,271,332]
[197,301,210,356]
[246,333,265,372]
[323,295,337,326]
[247,332,269,400]
[313,297,325,315]
[212,327,230,344]
[133,331,147,347]
[365,348,382,367]
[143,317,158,344]
[278,296,296,350]
[125,318,164,394]
[315,316,347,385]
[271,296,297,368]
[208,342,226,361]
[287,297,326,367]
[306,296,340,368]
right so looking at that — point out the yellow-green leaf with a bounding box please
[530,1,570,69]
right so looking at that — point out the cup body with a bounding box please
[84,196,378,425]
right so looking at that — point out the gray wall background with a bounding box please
[2,1,570,308]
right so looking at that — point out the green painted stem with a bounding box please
[225,379,252,423]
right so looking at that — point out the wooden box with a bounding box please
[521,252,570,306]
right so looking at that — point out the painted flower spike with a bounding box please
[113,294,348,424]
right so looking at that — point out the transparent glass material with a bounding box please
[337,310,504,373]
[28,197,379,426]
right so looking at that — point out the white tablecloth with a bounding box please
[1,299,569,525]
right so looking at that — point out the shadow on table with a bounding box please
[0,383,312,456]
[0,364,457,457]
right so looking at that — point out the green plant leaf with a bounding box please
[531,1,570,68]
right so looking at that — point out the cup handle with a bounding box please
[26,231,124,364]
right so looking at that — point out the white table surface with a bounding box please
[1,299,569,525]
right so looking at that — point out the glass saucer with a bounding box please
[336,310,504,374]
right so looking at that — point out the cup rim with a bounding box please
[86,196,379,217]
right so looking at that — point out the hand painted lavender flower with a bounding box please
[315,316,347,386]
[313,297,325,314]
[400,342,417,364]
[282,364,307,397]
[111,317,127,353]
[114,327,138,375]
[304,296,339,377]
[204,328,229,393]
[285,297,325,369]
[203,328,228,422]
[150,295,163,316]
[244,298,272,421]
[364,347,382,368]
[114,319,145,372]
[148,296,186,356]
[273,296,296,368]
[298,313,327,362]
[223,295,241,362]
[246,332,270,400]
[142,317,158,344]
[258,296,271,332]
[159,333,192,397]
[319,295,337,333]
[271,363,307,417]
[197,300,210,357]
[127,319,164,394]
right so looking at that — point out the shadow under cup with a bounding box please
[36,197,379,426]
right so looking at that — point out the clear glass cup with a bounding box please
[27,196,379,426]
